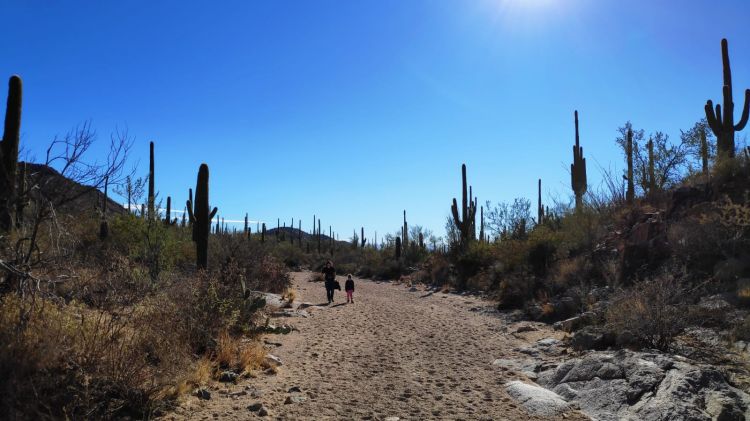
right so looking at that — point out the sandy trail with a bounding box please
[167,272,587,420]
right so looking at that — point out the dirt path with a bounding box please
[167,272,588,420]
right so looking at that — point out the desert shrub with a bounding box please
[496,273,539,310]
[526,226,562,277]
[605,275,688,351]
[452,241,494,289]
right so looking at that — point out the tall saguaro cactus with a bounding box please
[0,75,22,232]
[537,179,544,225]
[626,129,634,204]
[244,213,248,235]
[705,38,750,160]
[571,110,587,210]
[451,163,477,249]
[261,223,266,243]
[186,164,218,270]
[395,236,402,260]
[361,227,366,248]
[148,141,155,220]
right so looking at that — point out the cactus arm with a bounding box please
[705,100,721,134]
[210,207,218,220]
[186,200,195,222]
[734,89,750,131]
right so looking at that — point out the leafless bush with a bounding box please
[605,274,688,351]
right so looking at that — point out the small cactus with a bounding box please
[700,128,709,175]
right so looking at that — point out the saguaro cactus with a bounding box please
[147,141,155,220]
[244,213,248,235]
[451,163,477,248]
[395,236,402,260]
[187,189,193,227]
[165,196,175,225]
[0,75,22,232]
[261,223,266,243]
[626,129,634,204]
[537,179,544,225]
[181,206,186,227]
[186,164,218,270]
[700,129,709,175]
[317,219,321,253]
[298,220,302,248]
[571,110,587,210]
[361,227,366,248]
[705,38,750,160]
[418,232,424,249]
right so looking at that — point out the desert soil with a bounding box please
[166,271,588,420]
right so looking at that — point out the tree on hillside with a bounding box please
[616,122,688,194]
[680,118,716,174]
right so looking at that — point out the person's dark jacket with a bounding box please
[345,279,354,291]
[322,266,336,289]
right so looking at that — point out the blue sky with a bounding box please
[3,0,749,241]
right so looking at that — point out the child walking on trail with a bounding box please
[345,274,355,303]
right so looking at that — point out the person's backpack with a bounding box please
[334,280,341,291]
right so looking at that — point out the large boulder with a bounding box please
[537,350,750,421]
[505,380,570,417]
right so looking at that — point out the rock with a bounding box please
[265,354,283,366]
[516,324,538,333]
[258,407,269,417]
[570,326,615,351]
[505,380,570,417]
[492,358,538,374]
[227,390,247,397]
[537,349,750,421]
[271,309,310,318]
[288,386,302,393]
[554,312,594,332]
[409,287,418,292]
[250,291,284,308]
[247,403,262,412]
[194,388,211,400]
[219,371,239,382]
[536,338,560,347]
[384,417,400,421]
[284,395,307,404]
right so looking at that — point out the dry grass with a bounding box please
[240,342,267,373]
[282,288,297,304]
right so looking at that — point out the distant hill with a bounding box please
[24,162,126,217]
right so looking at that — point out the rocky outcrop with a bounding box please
[537,350,750,421]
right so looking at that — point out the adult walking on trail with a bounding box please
[322,260,338,304]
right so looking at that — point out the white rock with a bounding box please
[505,380,570,417]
